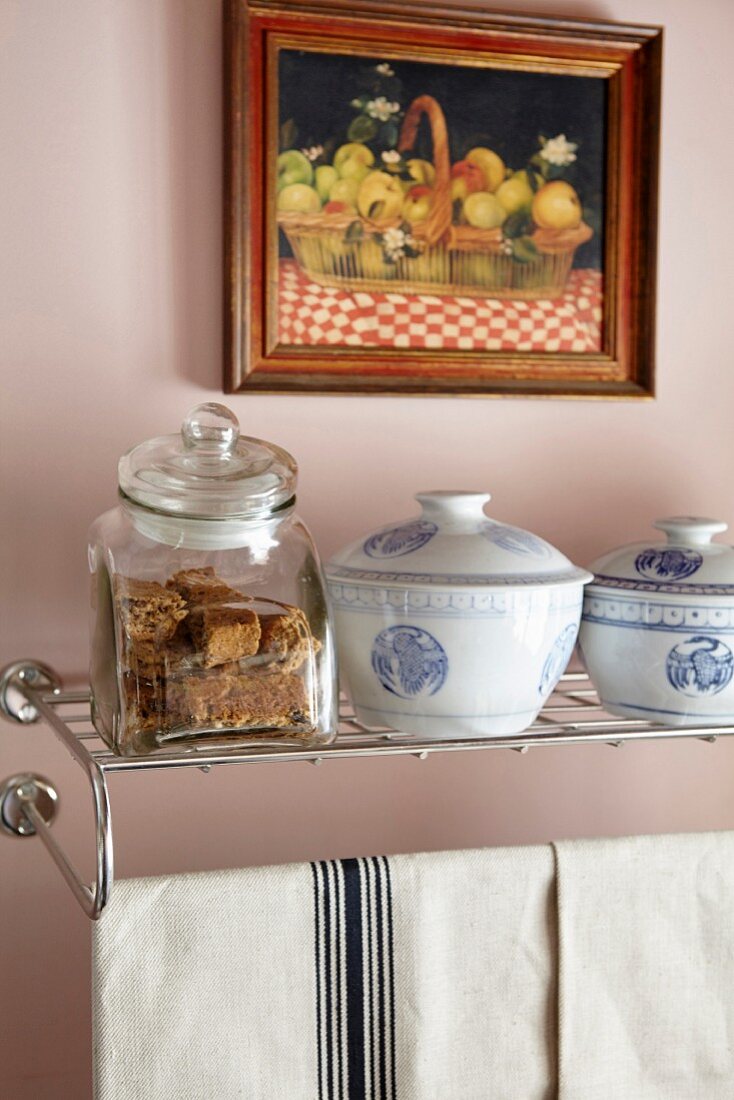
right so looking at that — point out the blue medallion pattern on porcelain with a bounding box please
[538,623,577,696]
[482,523,552,559]
[371,625,448,699]
[363,521,438,559]
[634,547,703,582]
[665,636,734,697]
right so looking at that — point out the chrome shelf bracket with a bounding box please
[0,660,112,920]
[1,657,730,921]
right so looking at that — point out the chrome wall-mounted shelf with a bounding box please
[1,658,730,920]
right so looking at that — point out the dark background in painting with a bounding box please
[278,49,606,270]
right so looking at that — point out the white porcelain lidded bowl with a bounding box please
[579,517,734,726]
[326,491,592,738]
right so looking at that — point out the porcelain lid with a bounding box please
[588,516,734,595]
[326,490,592,589]
[118,403,298,519]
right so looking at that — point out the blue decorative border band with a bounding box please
[354,701,538,721]
[602,699,734,720]
[592,573,734,596]
[331,582,582,618]
[328,565,586,587]
[582,596,734,633]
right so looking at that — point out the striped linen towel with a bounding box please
[93,847,556,1099]
[554,832,734,1100]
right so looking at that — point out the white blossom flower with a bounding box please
[366,96,401,122]
[351,98,363,109]
[380,225,417,261]
[300,145,324,162]
[381,150,401,165]
[382,227,407,251]
[539,134,578,167]
[375,63,395,76]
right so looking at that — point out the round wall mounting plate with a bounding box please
[0,660,61,724]
[0,773,59,837]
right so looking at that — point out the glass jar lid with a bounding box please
[118,404,298,519]
[589,516,734,595]
[326,490,591,589]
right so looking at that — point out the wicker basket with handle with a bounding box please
[277,94,593,300]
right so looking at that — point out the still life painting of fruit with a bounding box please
[275,49,605,356]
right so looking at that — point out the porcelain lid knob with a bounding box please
[653,516,728,547]
[415,490,491,524]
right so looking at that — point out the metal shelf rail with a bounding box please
[0,658,729,920]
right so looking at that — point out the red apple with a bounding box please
[324,200,351,214]
[450,160,485,202]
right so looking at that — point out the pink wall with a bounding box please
[2,0,734,1094]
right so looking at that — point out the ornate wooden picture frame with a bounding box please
[224,1,662,397]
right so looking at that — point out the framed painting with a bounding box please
[224,1,662,397]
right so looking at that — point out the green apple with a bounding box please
[315,165,338,203]
[277,183,321,214]
[463,191,507,229]
[333,142,375,183]
[532,180,582,230]
[277,149,313,191]
[495,170,542,216]
[357,170,404,222]
[466,147,505,193]
[402,184,433,224]
[405,158,436,187]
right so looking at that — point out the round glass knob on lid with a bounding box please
[118,403,298,519]
[180,403,240,455]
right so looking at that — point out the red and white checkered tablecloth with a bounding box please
[278,260,602,353]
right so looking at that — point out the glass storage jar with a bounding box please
[88,403,337,756]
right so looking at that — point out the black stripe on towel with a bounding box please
[343,859,366,1099]
[311,862,324,1100]
[321,860,335,1100]
[312,857,395,1100]
[374,857,387,1100]
[382,857,396,1096]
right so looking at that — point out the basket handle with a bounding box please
[398,95,453,247]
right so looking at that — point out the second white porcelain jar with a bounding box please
[579,516,734,725]
[326,491,592,738]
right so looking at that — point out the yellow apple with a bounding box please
[328,177,360,209]
[276,149,313,191]
[357,171,404,222]
[333,142,375,183]
[466,147,505,193]
[402,184,433,224]
[463,191,507,230]
[496,170,542,216]
[277,183,321,214]
[405,158,436,187]
[532,180,582,230]
[315,165,338,203]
